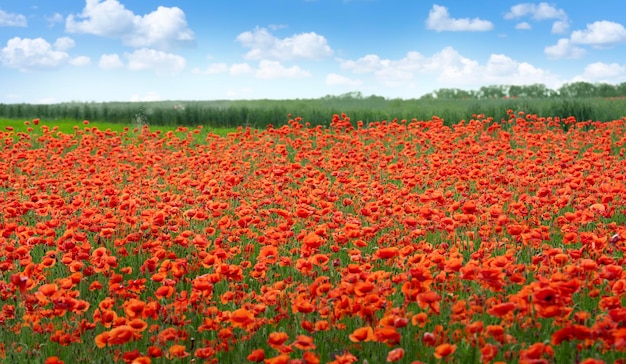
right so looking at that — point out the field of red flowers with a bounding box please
[1,111,625,364]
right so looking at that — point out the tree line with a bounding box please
[0,81,624,128]
[421,81,626,100]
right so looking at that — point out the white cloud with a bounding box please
[230,63,254,76]
[551,20,570,34]
[209,60,310,80]
[375,67,417,87]
[340,51,427,87]
[341,51,425,87]
[46,13,64,27]
[130,91,162,102]
[544,20,626,61]
[70,56,90,66]
[505,3,534,18]
[544,38,586,59]
[340,54,391,74]
[255,60,311,79]
[98,53,123,69]
[340,47,560,90]
[570,21,626,47]
[126,48,186,74]
[0,37,70,71]
[434,50,558,87]
[422,47,481,82]
[236,27,333,60]
[380,52,426,87]
[425,4,493,32]
[581,62,626,81]
[54,37,76,51]
[516,22,531,30]
[66,0,136,37]
[325,73,362,86]
[0,9,27,27]
[125,6,194,49]
[504,2,569,34]
[192,63,228,75]
[66,0,194,50]
[505,2,566,20]
[485,54,519,76]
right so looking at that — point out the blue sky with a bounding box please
[1,0,625,103]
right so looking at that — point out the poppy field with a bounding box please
[1,111,626,364]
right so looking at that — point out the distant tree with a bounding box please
[558,81,595,97]
[525,83,551,98]
[432,88,474,99]
[339,91,363,99]
[366,94,386,102]
[456,89,475,99]
[508,85,521,98]
[433,88,457,99]
[595,83,619,98]
[477,85,507,99]
[419,92,435,100]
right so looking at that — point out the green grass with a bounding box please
[0,118,242,138]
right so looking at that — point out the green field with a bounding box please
[0,118,241,138]
[1,93,625,130]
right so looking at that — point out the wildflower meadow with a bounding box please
[1,111,625,363]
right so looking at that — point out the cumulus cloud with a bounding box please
[340,52,419,87]
[341,51,428,87]
[433,50,558,86]
[504,2,569,34]
[66,0,194,50]
[46,13,64,27]
[515,22,531,30]
[192,63,229,75]
[70,56,91,66]
[422,47,481,82]
[325,73,363,86]
[230,63,254,76]
[570,21,626,47]
[342,51,424,73]
[581,62,626,81]
[98,53,124,70]
[54,37,76,52]
[551,20,569,34]
[485,54,520,76]
[255,60,310,79]
[544,38,586,59]
[236,27,333,60]
[0,9,27,27]
[0,37,72,70]
[542,20,626,61]
[341,54,391,74]
[505,2,566,20]
[340,47,560,90]
[425,4,493,32]
[126,48,186,74]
